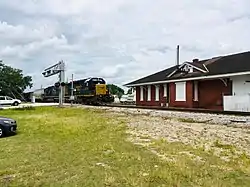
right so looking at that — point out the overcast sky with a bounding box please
[0,0,250,92]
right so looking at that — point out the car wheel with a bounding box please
[0,126,4,138]
[13,102,19,106]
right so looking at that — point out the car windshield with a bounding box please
[6,96,13,100]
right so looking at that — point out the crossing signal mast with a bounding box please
[42,61,66,107]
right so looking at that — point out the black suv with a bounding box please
[0,116,17,138]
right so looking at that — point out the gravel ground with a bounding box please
[77,105,250,159]
[78,105,250,126]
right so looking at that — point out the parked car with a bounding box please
[120,95,128,104]
[126,94,136,104]
[120,94,135,104]
[0,116,17,138]
[0,96,21,106]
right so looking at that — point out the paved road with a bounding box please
[0,102,66,110]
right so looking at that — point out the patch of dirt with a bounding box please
[105,111,250,161]
[80,105,250,162]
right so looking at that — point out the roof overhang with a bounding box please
[124,71,250,87]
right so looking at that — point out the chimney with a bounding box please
[193,58,199,63]
[176,45,180,66]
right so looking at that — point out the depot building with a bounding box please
[124,51,250,112]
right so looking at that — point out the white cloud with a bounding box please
[0,0,250,92]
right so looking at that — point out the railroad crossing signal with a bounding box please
[42,61,65,77]
[42,61,66,107]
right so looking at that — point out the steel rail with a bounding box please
[98,104,250,117]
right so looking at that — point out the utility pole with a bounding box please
[70,74,74,106]
[176,45,180,66]
[58,61,65,107]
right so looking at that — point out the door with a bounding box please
[5,96,14,105]
[0,96,7,105]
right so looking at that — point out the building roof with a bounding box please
[125,65,178,86]
[124,51,250,87]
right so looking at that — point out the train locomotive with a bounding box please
[41,77,114,105]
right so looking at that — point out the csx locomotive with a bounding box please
[41,77,114,105]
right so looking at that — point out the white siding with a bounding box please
[140,86,144,101]
[194,81,198,101]
[175,82,186,101]
[155,85,160,101]
[163,84,167,97]
[224,95,250,112]
[231,75,250,95]
[147,85,151,101]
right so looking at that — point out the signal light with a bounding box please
[55,82,60,88]
[61,82,66,87]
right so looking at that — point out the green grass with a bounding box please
[0,106,249,186]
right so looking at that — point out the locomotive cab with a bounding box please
[83,78,106,95]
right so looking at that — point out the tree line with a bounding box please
[0,62,32,99]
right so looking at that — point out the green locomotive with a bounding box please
[41,77,114,105]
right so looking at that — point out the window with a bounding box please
[140,86,144,101]
[147,85,151,101]
[163,84,167,97]
[155,85,159,101]
[194,81,198,101]
[0,97,5,100]
[175,82,186,101]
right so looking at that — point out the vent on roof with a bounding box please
[193,59,199,63]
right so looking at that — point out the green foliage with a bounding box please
[127,88,133,94]
[0,62,33,97]
[107,84,124,98]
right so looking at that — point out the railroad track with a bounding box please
[37,101,250,117]
[99,103,250,117]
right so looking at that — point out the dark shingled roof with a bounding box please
[125,51,250,86]
[125,65,178,86]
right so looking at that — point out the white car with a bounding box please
[120,94,135,105]
[120,95,128,104]
[0,96,21,106]
[126,94,136,104]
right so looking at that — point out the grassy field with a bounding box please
[0,106,250,186]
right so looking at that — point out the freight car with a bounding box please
[41,77,114,105]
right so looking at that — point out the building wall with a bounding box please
[135,78,232,110]
[135,84,168,106]
[169,81,194,108]
[224,95,250,112]
[231,75,250,95]
[198,79,232,110]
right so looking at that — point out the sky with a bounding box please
[0,0,250,92]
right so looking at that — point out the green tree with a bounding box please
[0,62,33,98]
[127,88,133,94]
[107,84,124,99]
